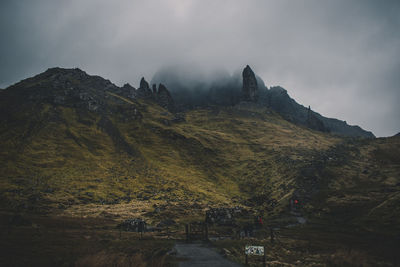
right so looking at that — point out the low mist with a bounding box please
[0,0,399,136]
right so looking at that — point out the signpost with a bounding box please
[245,245,266,266]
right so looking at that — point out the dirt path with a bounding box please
[175,242,242,267]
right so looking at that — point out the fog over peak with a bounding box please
[0,0,399,136]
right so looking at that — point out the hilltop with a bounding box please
[152,65,375,138]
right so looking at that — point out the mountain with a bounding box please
[152,65,374,138]
[0,65,395,219]
[0,66,398,266]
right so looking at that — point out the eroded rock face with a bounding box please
[307,106,328,132]
[120,83,136,99]
[136,77,153,98]
[19,68,116,112]
[242,65,258,102]
[156,83,175,112]
[140,77,149,89]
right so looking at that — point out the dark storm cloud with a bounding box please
[0,0,399,136]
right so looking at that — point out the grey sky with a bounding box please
[1,0,399,136]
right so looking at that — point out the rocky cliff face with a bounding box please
[136,77,153,98]
[151,64,374,137]
[242,65,258,102]
[264,86,374,138]
[306,106,328,132]
[265,86,373,137]
[156,83,175,112]
[0,67,121,114]
[2,66,374,138]
[120,83,136,99]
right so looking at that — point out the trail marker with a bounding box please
[245,245,264,256]
[245,245,266,266]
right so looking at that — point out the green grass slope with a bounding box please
[0,68,398,233]
[0,80,339,218]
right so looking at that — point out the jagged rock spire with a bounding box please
[136,77,152,98]
[157,83,175,112]
[140,77,149,89]
[242,65,258,102]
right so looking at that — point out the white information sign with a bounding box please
[245,245,264,256]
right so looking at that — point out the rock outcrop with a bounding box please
[120,83,136,99]
[306,106,328,132]
[242,65,258,102]
[265,86,374,138]
[2,66,374,138]
[156,83,175,112]
[5,67,120,113]
[136,77,152,98]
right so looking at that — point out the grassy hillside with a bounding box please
[1,68,399,265]
[0,88,341,219]
[307,135,400,233]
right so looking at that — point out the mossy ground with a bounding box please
[0,99,340,217]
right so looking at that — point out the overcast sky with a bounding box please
[1,0,399,136]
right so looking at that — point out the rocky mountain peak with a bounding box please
[269,86,287,94]
[242,65,258,102]
[2,66,374,138]
[122,83,135,90]
[137,77,152,98]
[140,77,149,89]
[44,67,86,76]
[157,83,168,93]
[120,83,136,99]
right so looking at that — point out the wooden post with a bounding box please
[138,221,144,239]
[263,246,266,267]
[185,224,189,242]
[205,223,209,241]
